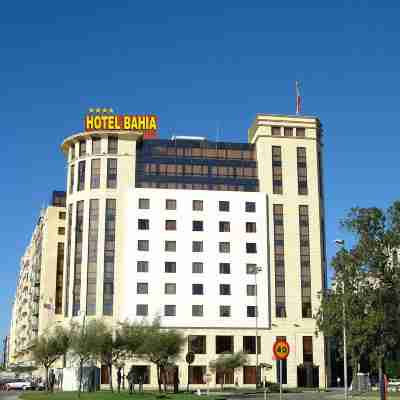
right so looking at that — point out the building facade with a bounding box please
[8,192,66,366]
[59,113,327,387]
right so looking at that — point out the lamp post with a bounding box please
[254,266,262,389]
[334,239,347,400]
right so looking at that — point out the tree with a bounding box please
[31,325,69,392]
[209,352,248,390]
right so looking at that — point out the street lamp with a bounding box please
[334,239,347,400]
[254,266,262,389]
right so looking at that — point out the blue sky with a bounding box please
[1,1,400,342]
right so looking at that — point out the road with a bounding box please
[0,391,20,400]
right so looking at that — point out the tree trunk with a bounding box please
[352,358,358,392]
[78,359,83,397]
[161,366,167,392]
[379,356,385,400]
[108,363,113,393]
[157,364,162,393]
[45,365,49,393]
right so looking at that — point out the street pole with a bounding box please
[279,360,282,400]
[255,266,262,390]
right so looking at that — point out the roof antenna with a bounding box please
[296,81,302,115]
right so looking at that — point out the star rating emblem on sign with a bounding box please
[88,108,114,114]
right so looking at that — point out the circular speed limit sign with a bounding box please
[273,340,290,360]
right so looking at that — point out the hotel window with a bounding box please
[138,219,150,230]
[139,198,150,209]
[108,136,118,154]
[64,204,73,317]
[92,137,101,154]
[165,262,176,273]
[72,201,84,316]
[70,144,76,161]
[90,159,101,189]
[165,241,176,252]
[297,147,308,195]
[271,126,281,136]
[296,127,306,137]
[77,161,86,191]
[246,263,257,274]
[284,127,293,137]
[246,222,257,233]
[192,305,204,317]
[243,336,261,354]
[219,263,230,274]
[299,205,312,318]
[58,227,65,235]
[216,335,233,353]
[192,284,204,295]
[245,202,256,212]
[69,165,75,194]
[165,220,176,231]
[192,220,204,231]
[272,146,283,194]
[107,158,117,189]
[246,243,257,253]
[137,261,149,273]
[303,336,313,363]
[219,201,230,212]
[138,240,149,251]
[137,282,148,295]
[247,305,256,317]
[165,283,176,295]
[55,242,64,314]
[166,199,176,210]
[192,241,203,252]
[136,304,148,316]
[274,204,286,318]
[192,262,203,273]
[164,305,176,316]
[193,200,203,211]
[219,221,230,232]
[219,242,230,253]
[59,211,66,220]
[247,284,256,296]
[103,199,116,316]
[79,140,86,157]
[219,284,231,295]
[219,306,231,318]
[189,335,206,353]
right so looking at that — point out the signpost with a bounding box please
[273,340,290,400]
[186,351,195,392]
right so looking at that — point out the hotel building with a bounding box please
[56,113,327,387]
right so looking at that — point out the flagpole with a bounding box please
[295,81,301,115]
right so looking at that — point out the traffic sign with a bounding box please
[186,351,195,364]
[273,340,290,360]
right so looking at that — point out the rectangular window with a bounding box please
[271,126,281,136]
[299,205,312,318]
[165,241,176,252]
[90,159,101,189]
[272,146,282,194]
[70,144,76,161]
[245,202,256,212]
[164,305,176,316]
[166,199,176,210]
[219,242,230,253]
[189,335,206,353]
[296,127,306,137]
[139,198,150,209]
[108,136,118,154]
[64,204,73,317]
[55,242,64,314]
[219,263,230,274]
[193,200,203,211]
[92,137,101,154]
[165,262,176,273]
[297,147,308,195]
[246,264,257,274]
[189,366,207,384]
[59,211,66,220]
[107,158,117,189]
[137,261,149,273]
[192,241,203,252]
[79,140,86,157]
[192,220,204,231]
[246,243,257,253]
[243,336,261,354]
[246,222,257,233]
[138,219,150,230]
[284,127,293,137]
[136,304,148,316]
[103,199,116,316]
[219,305,231,318]
[247,305,256,317]
[192,262,203,273]
[192,284,204,295]
[216,335,233,353]
[165,220,176,231]
[137,282,148,294]
[247,284,256,296]
[219,201,230,212]
[138,240,149,251]
[72,201,84,316]
[58,227,65,235]
[274,204,286,318]
[219,221,230,232]
[303,336,313,363]
[77,161,85,191]
[165,283,176,294]
[192,305,204,317]
[219,284,231,295]
[69,164,75,194]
